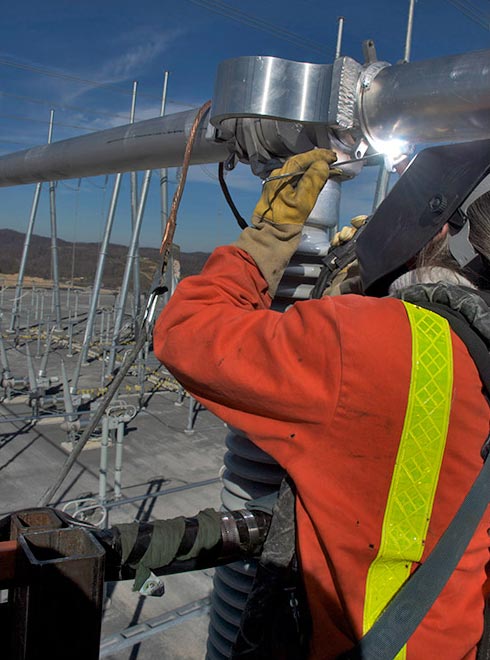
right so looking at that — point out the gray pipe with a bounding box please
[0,108,228,186]
[360,49,490,146]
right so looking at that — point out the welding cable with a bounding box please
[218,161,249,230]
[38,100,216,508]
[159,99,212,262]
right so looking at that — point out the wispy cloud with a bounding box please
[96,28,185,84]
[60,26,186,103]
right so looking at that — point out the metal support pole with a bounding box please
[9,182,42,332]
[0,334,11,379]
[114,420,124,499]
[38,329,52,379]
[99,309,105,346]
[47,110,62,328]
[73,172,123,383]
[67,321,74,358]
[404,0,416,63]
[129,81,141,320]
[36,325,42,359]
[100,349,107,387]
[138,347,145,404]
[34,289,39,321]
[107,169,152,374]
[99,415,109,505]
[159,72,170,237]
[335,17,344,59]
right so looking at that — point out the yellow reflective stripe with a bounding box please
[362,302,453,658]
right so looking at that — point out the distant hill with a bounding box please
[0,229,210,289]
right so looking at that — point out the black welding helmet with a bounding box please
[356,139,490,295]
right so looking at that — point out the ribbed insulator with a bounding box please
[206,179,341,658]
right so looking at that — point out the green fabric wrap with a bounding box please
[119,522,139,565]
[133,518,185,590]
[178,508,222,561]
[114,508,223,591]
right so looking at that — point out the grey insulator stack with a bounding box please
[206,180,340,659]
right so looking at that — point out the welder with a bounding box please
[153,141,490,658]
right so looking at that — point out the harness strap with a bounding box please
[342,456,490,660]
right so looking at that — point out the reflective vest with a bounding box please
[362,301,453,659]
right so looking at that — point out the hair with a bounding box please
[416,190,490,288]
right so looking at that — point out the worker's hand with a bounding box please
[234,149,337,297]
[318,215,368,297]
[330,214,368,247]
[322,260,363,297]
[253,149,337,226]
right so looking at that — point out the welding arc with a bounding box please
[39,100,213,508]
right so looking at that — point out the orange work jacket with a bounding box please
[153,245,490,659]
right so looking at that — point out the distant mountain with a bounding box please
[0,229,210,289]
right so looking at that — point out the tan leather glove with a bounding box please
[330,214,368,247]
[322,215,368,296]
[322,260,362,297]
[234,149,337,296]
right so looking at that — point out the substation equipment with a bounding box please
[0,42,488,659]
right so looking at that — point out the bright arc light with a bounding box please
[373,138,413,171]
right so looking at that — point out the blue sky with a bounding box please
[0,0,488,252]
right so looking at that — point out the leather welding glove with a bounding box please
[234,148,337,297]
[330,214,368,247]
[322,260,363,296]
[323,215,368,296]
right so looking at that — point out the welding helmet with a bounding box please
[356,139,490,295]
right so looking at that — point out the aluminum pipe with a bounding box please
[0,108,229,187]
[359,49,490,147]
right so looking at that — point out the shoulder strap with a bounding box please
[341,303,490,660]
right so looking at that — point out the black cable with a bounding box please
[218,162,249,230]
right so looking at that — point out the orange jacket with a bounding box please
[153,246,490,659]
